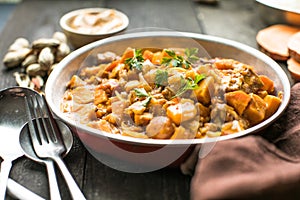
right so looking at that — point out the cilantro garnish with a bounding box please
[173,74,206,98]
[185,48,200,63]
[134,88,152,107]
[125,49,144,71]
[155,69,168,87]
[162,49,191,69]
[134,88,149,97]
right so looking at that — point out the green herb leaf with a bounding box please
[173,74,206,98]
[162,49,191,69]
[194,74,206,84]
[185,48,200,63]
[155,69,168,87]
[141,96,152,107]
[125,49,144,71]
[134,88,149,97]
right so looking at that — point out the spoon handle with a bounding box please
[45,160,62,200]
[0,159,12,200]
[53,156,86,200]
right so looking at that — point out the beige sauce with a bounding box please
[69,9,124,34]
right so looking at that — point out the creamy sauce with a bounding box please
[69,9,125,34]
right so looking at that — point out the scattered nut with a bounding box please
[2,32,71,92]
[8,38,30,51]
[56,43,70,62]
[26,63,46,77]
[53,31,68,43]
[3,48,32,68]
[38,47,55,70]
[32,38,61,50]
[22,54,38,68]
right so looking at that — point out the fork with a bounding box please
[24,94,86,200]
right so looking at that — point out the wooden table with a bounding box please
[0,0,292,199]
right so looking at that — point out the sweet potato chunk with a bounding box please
[151,51,163,65]
[142,50,154,61]
[243,94,267,125]
[225,90,251,115]
[146,116,174,139]
[194,76,214,105]
[264,95,281,118]
[166,99,197,125]
[259,75,275,94]
[119,47,135,63]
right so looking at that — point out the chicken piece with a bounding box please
[80,65,105,79]
[66,75,86,89]
[126,101,146,115]
[71,86,94,104]
[170,126,195,139]
[94,87,108,105]
[87,119,119,134]
[124,80,140,93]
[134,112,153,126]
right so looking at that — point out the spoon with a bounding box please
[20,117,73,200]
[0,87,44,199]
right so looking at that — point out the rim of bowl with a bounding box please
[256,0,300,15]
[45,31,291,146]
[59,7,129,36]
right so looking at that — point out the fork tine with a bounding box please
[35,94,53,144]
[24,95,41,146]
[41,95,64,147]
[32,94,50,145]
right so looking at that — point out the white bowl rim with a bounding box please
[256,0,300,15]
[45,31,291,146]
[59,7,129,36]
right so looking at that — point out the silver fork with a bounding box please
[24,94,86,200]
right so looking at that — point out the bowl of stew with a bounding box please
[45,31,290,172]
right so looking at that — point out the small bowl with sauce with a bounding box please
[59,8,129,49]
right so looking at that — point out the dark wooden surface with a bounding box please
[0,0,292,199]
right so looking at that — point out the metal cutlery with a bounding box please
[20,114,74,200]
[0,87,45,200]
[25,94,86,200]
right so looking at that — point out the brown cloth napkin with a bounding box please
[186,82,300,200]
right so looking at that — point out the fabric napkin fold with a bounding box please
[185,82,300,200]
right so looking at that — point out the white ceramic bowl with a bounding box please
[45,32,290,172]
[59,8,129,48]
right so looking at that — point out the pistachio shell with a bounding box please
[38,47,55,70]
[26,63,46,77]
[22,54,37,68]
[56,43,70,62]
[3,48,32,68]
[52,32,68,43]
[32,38,60,50]
[9,38,30,51]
